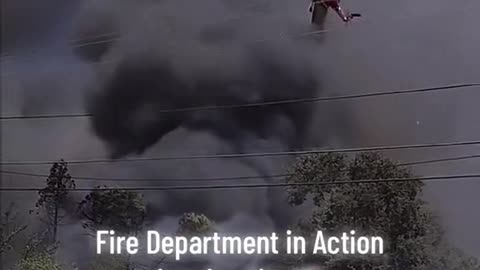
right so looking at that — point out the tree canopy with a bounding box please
[79,186,147,235]
[177,212,215,236]
[286,152,479,270]
[16,253,62,270]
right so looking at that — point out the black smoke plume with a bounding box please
[88,48,319,158]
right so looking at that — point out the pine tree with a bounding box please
[35,160,75,244]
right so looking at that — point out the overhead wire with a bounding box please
[1,174,480,192]
[2,0,473,63]
[0,171,290,182]
[1,83,479,121]
[2,2,475,79]
[0,32,120,60]
[0,0,280,63]
[1,139,480,165]
[1,153,480,182]
[0,27,332,78]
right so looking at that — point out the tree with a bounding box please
[0,204,27,254]
[89,255,130,270]
[22,230,58,261]
[78,186,146,235]
[286,152,479,270]
[35,160,75,243]
[17,253,62,270]
[79,187,147,270]
[177,213,215,236]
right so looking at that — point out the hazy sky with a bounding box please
[1,0,480,259]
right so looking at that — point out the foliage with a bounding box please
[0,204,27,254]
[78,187,146,270]
[22,230,58,260]
[286,152,479,270]
[89,255,130,270]
[177,212,215,236]
[34,160,75,243]
[430,245,480,270]
[17,253,62,270]
[79,186,147,234]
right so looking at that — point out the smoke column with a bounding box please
[66,0,325,268]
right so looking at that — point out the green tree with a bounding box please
[79,187,147,270]
[17,253,62,270]
[78,187,146,235]
[286,152,479,270]
[177,212,215,236]
[35,160,75,243]
[89,255,129,270]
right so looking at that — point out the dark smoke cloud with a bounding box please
[88,49,318,158]
[27,2,324,268]
[64,5,323,268]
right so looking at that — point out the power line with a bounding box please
[1,173,480,192]
[2,153,480,182]
[0,1,280,63]
[0,27,333,78]
[3,2,475,80]
[1,4,281,78]
[0,170,290,182]
[2,139,480,165]
[398,154,480,167]
[3,1,472,63]
[1,83,479,121]
[0,32,120,60]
